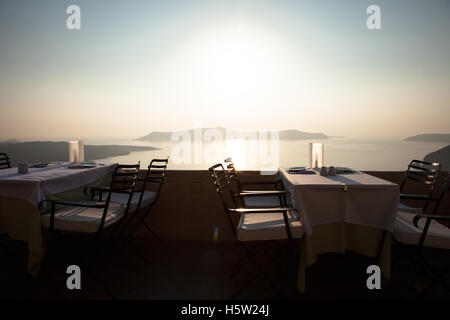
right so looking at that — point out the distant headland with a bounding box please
[0,141,159,166]
[136,127,328,142]
[404,134,450,143]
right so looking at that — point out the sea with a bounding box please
[82,137,448,172]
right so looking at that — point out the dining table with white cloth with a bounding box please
[278,167,400,293]
[0,163,117,275]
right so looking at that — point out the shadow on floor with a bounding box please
[1,236,450,300]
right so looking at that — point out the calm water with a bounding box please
[86,138,447,171]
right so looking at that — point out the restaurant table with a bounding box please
[0,163,117,276]
[278,167,399,293]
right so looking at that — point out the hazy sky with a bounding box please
[0,0,449,140]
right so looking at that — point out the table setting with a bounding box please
[0,161,115,205]
[0,141,117,275]
[278,142,400,293]
[287,166,360,175]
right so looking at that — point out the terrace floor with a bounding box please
[2,237,450,300]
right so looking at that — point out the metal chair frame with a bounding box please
[224,158,287,206]
[399,160,441,213]
[224,159,297,272]
[87,158,168,242]
[117,158,169,245]
[0,153,11,170]
[394,173,450,298]
[209,163,299,299]
[410,175,450,298]
[39,163,140,298]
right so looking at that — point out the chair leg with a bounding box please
[395,242,450,299]
[230,241,284,299]
[120,205,165,248]
[229,245,259,278]
[110,207,140,239]
[109,225,153,268]
[418,263,450,298]
[264,243,293,275]
[230,254,283,300]
[249,254,284,298]
[123,237,153,267]
[230,272,261,300]
[131,219,165,248]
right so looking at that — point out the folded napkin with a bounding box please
[288,167,316,174]
[335,167,358,174]
[29,162,62,168]
[67,162,97,169]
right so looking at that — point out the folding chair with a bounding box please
[398,160,441,214]
[224,158,297,270]
[0,153,11,169]
[108,158,169,245]
[224,158,288,208]
[393,173,450,298]
[39,163,140,297]
[209,163,304,299]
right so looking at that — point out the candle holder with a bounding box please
[69,140,85,163]
[309,142,324,169]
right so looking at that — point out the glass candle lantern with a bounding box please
[309,142,324,169]
[68,140,84,163]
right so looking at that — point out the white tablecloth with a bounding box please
[0,163,117,206]
[279,168,399,236]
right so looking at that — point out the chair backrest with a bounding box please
[0,153,11,170]
[145,157,169,188]
[224,158,244,196]
[417,173,450,247]
[400,160,440,196]
[224,157,238,180]
[100,163,140,229]
[135,157,169,209]
[432,173,450,213]
[209,163,239,236]
[109,164,141,193]
[209,163,231,197]
[210,163,243,210]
